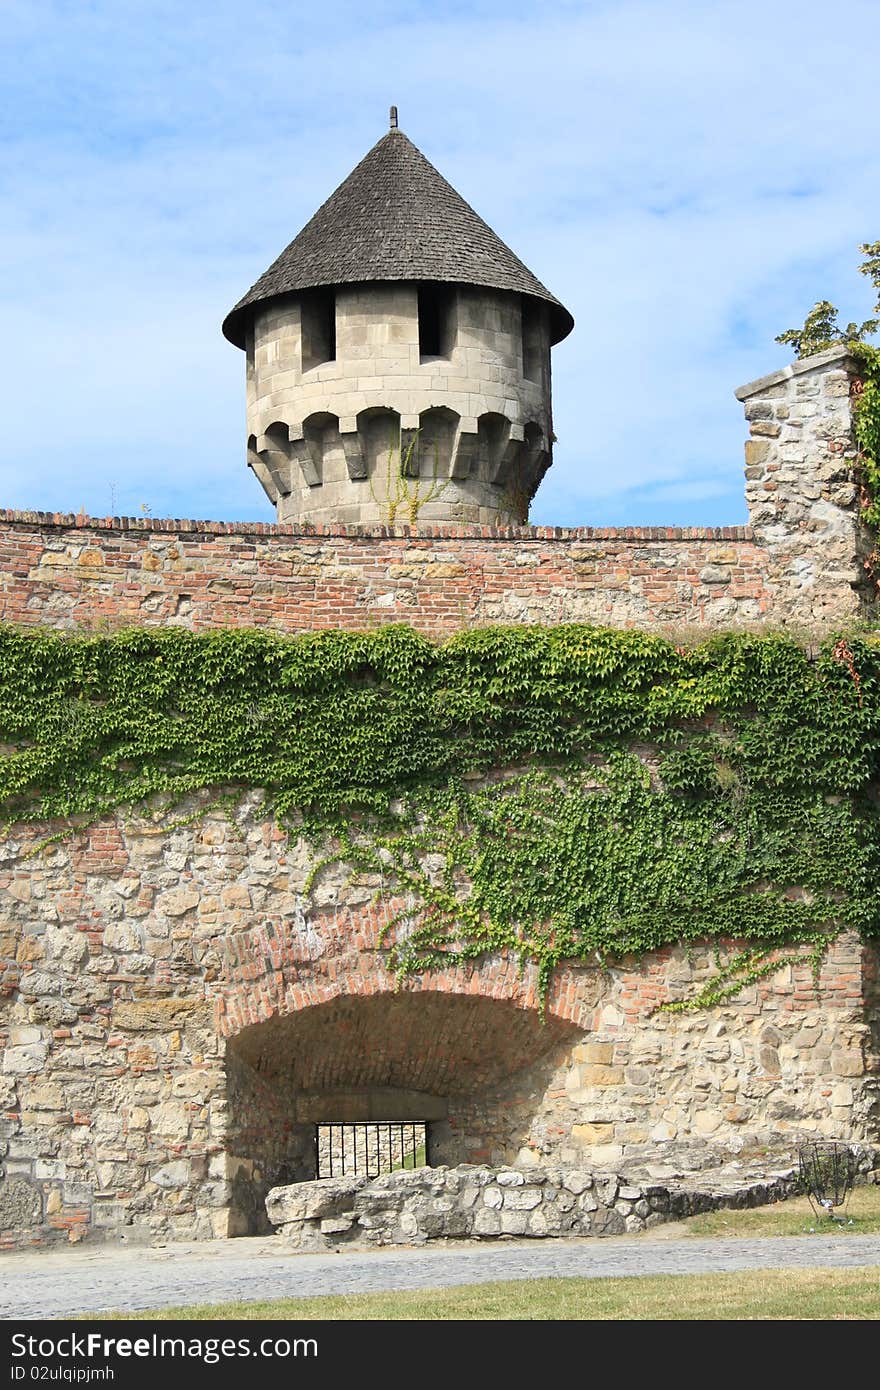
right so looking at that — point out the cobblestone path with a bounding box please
[4,1232,880,1319]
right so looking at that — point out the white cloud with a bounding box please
[0,0,877,523]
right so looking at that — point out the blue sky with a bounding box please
[1,0,877,528]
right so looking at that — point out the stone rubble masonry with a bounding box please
[0,515,773,636]
[1,346,879,1249]
[264,1162,810,1250]
[1,798,878,1249]
[736,345,873,625]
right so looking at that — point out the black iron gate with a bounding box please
[316,1122,428,1179]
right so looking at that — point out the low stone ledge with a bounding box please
[734,344,856,401]
[264,1162,807,1251]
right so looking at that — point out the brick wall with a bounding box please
[0,512,776,636]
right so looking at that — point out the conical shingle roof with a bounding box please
[222,126,573,347]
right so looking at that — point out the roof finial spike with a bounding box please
[389,105,398,130]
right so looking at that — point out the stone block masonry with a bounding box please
[247,285,555,528]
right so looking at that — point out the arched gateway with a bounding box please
[215,888,597,1232]
[223,990,587,1233]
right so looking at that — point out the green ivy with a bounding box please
[1,622,879,1009]
[853,342,880,536]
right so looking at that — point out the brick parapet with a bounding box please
[0,345,870,633]
[0,512,774,637]
[0,508,754,540]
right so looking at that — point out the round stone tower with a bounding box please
[223,111,573,527]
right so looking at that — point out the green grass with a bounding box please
[678,1182,880,1239]
[96,1268,880,1321]
[390,1142,427,1172]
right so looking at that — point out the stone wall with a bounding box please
[736,345,871,623]
[466,934,880,1176]
[1,345,878,1248]
[2,799,877,1248]
[225,1051,314,1235]
[264,1162,809,1250]
[0,514,774,636]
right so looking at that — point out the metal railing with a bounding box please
[316,1122,427,1179]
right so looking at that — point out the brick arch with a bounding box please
[215,907,603,1227]
[226,990,584,1097]
[213,901,600,1040]
[220,947,597,1232]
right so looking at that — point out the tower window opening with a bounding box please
[521,298,544,383]
[316,1122,428,1179]
[419,284,452,360]
[301,289,336,372]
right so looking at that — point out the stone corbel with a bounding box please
[524,427,549,489]
[289,427,322,488]
[399,415,421,477]
[339,416,367,481]
[450,418,480,479]
[248,444,281,504]
[489,422,525,486]
[254,431,293,499]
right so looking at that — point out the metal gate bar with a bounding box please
[316,1122,427,1179]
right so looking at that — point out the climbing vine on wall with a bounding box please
[1,622,879,1009]
[367,431,452,526]
[852,344,880,585]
